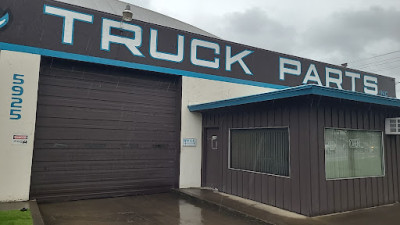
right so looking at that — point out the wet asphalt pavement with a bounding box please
[39,192,268,225]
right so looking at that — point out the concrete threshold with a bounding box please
[177,188,400,225]
[0,200,45,225]
[176,188,315,225]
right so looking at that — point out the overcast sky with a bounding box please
[122,0,400,97]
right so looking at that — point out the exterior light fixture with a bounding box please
[122,5,133,22]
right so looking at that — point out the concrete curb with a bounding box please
[29,200,45,225]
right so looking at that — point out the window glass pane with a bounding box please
[325,128,384,179]
[230,128,289,176]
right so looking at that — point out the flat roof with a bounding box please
[188,85,400,112]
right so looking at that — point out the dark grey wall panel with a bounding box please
[30,57,180,202]
[202,96,400,216]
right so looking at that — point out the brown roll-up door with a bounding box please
[30,58,181,202]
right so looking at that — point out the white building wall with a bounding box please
[179,76,276,188]
[0,51,41,202]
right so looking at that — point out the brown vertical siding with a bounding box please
[202,96,400,216]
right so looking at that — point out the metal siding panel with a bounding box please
[254,110,263,203]
[226,113,233,194]
[30,58,180,202]
[255,174,262,202]
[350,110,361,209]
[282,105,292,211]
[374,112,385,205]
[238,172,244,198]
[331,106,341,213]
[242,112,250,200]
[369,111,379,207]
[242,172,250,199]
[261,110,269,204]
[386,132,395,203]
[268,176,276,206]
[309,105,320,215]
[262,176,269,204]
[221,113,227,193]
[290,105,301,213]
[298,105,311,215]
[397,136,400,201]
[380,111,390,205]
[317,106,328,214]
[231,112,240,196]
[248,110,256,201]
[338,108,348,212]
[249,173,256,201]
[363,111,374,208]
[345,108,355,211]
[357,110,367,209]
[267,108,276,206]
[275,107,284,209]
[391,135,399,202]
[325,105,335,213]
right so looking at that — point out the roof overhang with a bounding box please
[188,85,400,112]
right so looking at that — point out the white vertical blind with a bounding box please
[230,128,289,176]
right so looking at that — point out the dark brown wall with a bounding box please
[202,96,400,216]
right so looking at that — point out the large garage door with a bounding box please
[30,58,181,202]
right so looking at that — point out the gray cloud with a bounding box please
[217,8,297,53]
[301,6,400,60]
[121,0,151,8]
[212,6,400,97]
[298,6,400,97]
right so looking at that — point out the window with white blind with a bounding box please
[324,128,384,179]
[230,128,290,176]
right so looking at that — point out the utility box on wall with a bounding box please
[385,118,400,135]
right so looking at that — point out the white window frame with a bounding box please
[324,127,386,180]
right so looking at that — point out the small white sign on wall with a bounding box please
[183,138,197,147]
[12,135,28,145]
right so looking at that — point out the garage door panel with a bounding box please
[38,75,178,97]
[32,178,174,192]
[31,168,176,185]
[38,86,177,107]
[35,117,176,131]
[30,58,180,202]
[34,128,177,141]
[31,184,173,201]
[35,105,176,122]
[32,149,177,161]
[31,182,173,202]
[37,96,177,114]
[31,160,175,172]
[38,82,178,104]
[40,66,178,90]
[33,139,177,150]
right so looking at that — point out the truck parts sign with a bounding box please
[0,0,396,97]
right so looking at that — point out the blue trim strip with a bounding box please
[0,42,288,90]
[188,85,400,112]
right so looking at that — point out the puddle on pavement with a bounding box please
[39,192,269,225]
[178,198,267,225]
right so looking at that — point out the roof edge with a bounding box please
[188,85,400,112]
